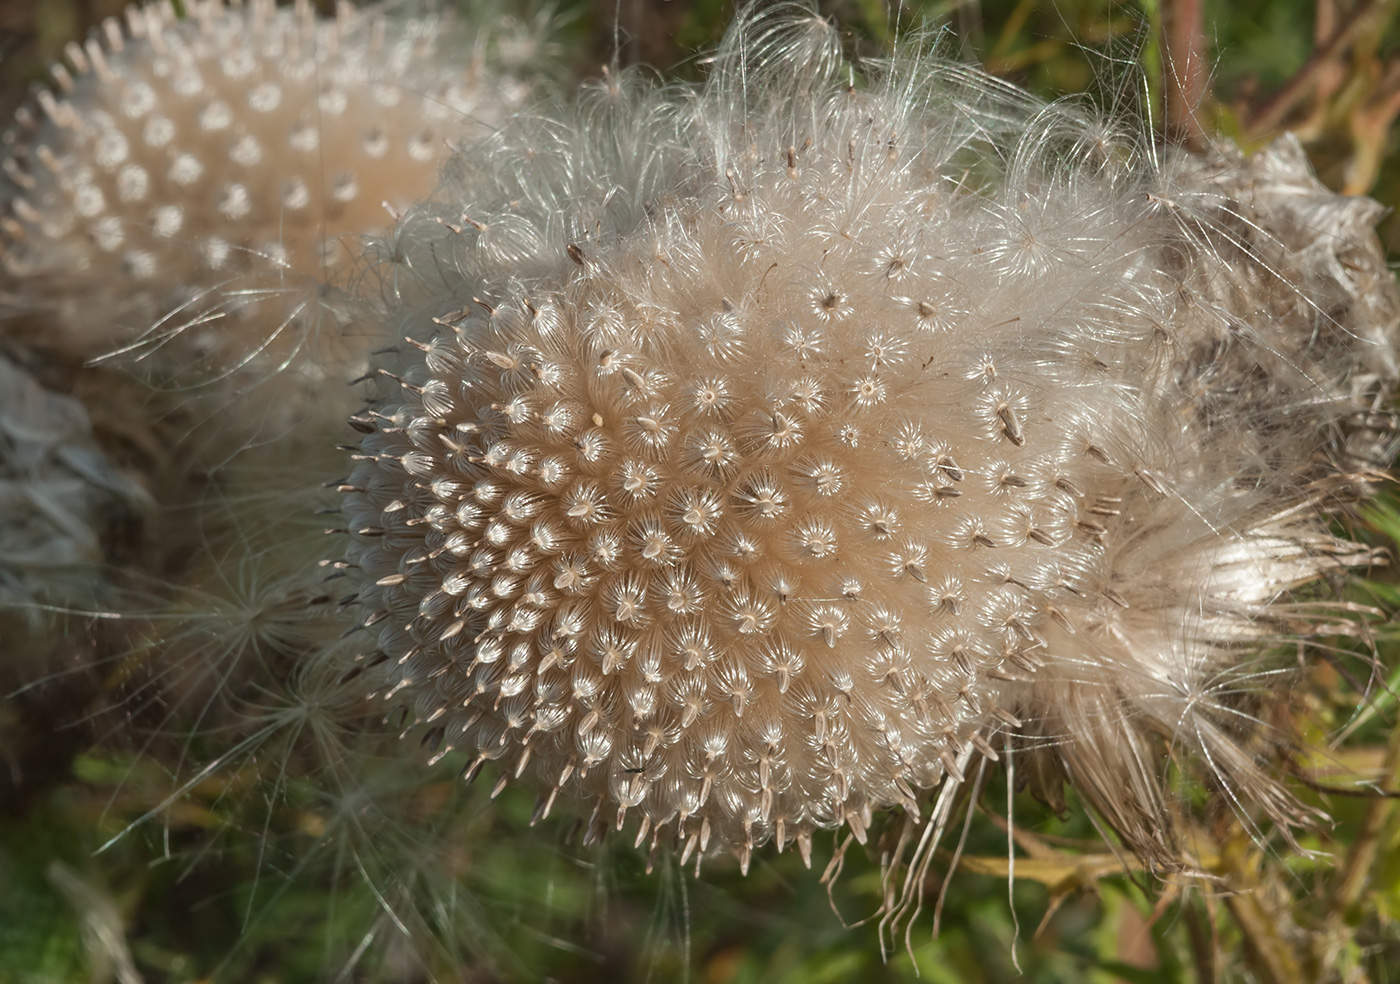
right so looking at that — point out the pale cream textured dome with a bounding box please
[341,10,1398,873]
[0,0,533,390]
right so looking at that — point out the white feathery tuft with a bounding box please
[343,3,1398,888]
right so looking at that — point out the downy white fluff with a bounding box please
[344,3,1397,892]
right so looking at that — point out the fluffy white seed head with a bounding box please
[342,9,1396,871]
[0,0,533,396]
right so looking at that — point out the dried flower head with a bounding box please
[343,6,1397,885]
[0,0,534,401]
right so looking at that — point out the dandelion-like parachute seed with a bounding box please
[344,5,1398,884]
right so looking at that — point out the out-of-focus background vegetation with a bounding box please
[2,0,1400,981]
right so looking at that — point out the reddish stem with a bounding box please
[1163,0,1209,149]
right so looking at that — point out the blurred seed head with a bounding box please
[344,6,1398,878]
[0,0,536,413]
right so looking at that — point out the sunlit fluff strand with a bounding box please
[343,5,1397,883]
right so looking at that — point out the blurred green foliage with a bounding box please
[3,0,1400,982]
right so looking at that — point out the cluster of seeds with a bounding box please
[343,17,1397,868]
[0,0,528,387]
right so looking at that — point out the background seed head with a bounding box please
[0,0,534,401]
[344,7,1399,871]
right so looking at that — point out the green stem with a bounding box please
[1333,710,1400,911]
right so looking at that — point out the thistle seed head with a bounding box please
[0,0,531,390]
[333,8,1395,872]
